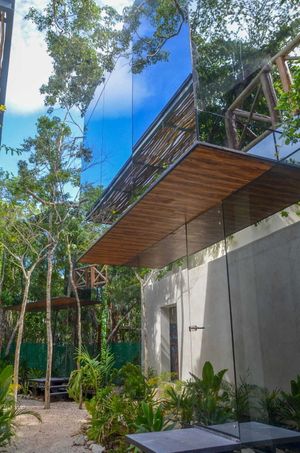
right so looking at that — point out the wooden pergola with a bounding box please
[4,296,100,312]
[4,265,107,312]
[80,141,300,269]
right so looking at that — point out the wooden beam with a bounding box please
[260,69,279,127]
[225,111,239,149]
[234,109,272,123]
[276,56,292,92]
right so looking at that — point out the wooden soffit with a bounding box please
[80,142,281,268]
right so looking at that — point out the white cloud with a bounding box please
[5,0,133,115]
[99,0,132,12]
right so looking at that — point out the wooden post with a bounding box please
[91,266,95,289]
[260,69,279,127]
[225,111,239,149]
[276,56,292,93]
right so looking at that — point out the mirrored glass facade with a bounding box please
[83,0,300,449]
[190,0,300,160]
[82,0,195,204]
[82,55,132,188]
[139,150,300,446]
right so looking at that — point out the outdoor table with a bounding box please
[28,377,69,398]
[126,422,300,453]
[28,377,68,385]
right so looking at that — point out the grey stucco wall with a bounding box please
[143,219,300,391]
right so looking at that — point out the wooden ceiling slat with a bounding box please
[80,143,276,267]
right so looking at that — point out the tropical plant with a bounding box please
[186,361,232,425]
[86,386,138,452]
[0,365,41,447]
[68,347,114,402]
[281,375,300,430]
[163,384,193,425]
[229,377,259,422]
[257,388,283,426]
[118,363,152,401]
[134,401,175,433]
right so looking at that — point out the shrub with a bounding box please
[0,365,41,447]
[86,386,138,452]
[68,347,114,401]
[134,401,175,433]
[118,363,152,401]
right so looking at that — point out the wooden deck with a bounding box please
[4,296,100,312]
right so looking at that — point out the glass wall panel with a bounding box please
[132,1,196,169]
[223,156,300,448]
[81,83,104,188]
[82,56,132,189]
[190,0,299,157]
[186,206,239,439]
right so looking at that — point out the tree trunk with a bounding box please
[5,318,19,357]
[44,246,54,409]
[107,302,136,344]
[0,250,6,355]
[13,275,30,403]
[140,286,148,373]
[67,245,83,408]
[0,307,4,355]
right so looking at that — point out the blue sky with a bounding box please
[83,16,193,188]
[0,0,130,175]
[2,0,193,190]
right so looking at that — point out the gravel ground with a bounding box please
[6,399,90,453]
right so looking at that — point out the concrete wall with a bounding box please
[143,211,300,391]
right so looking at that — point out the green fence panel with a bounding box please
[110,343,141,369]
[3,342,141,377]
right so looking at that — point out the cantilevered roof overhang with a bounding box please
[80,141,300,268]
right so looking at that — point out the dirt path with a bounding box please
[6,399,90,453]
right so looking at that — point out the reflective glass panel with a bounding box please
[190,0,299,157]
[132,0,196,167]
[186,206,239,439]
[83,56,132,189]
[223,156,300,448]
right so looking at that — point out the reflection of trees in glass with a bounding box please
[124,0,187,74]
[189,0,300,146]
[125,0,299,147]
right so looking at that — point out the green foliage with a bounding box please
[26,0,125,114]
[118,363,151,401]
[68,347,114,401]
[187,362,232,425]
[134,401,175,433]
[0,365,41,447]
[281,375,300,430]
[232,377,258,422]
[163,384,193,425]
[86,386,138,452]
[258,388,283,426]
[277,65,300,145]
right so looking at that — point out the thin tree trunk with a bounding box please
[0,250,6,355]
[5,318,19,357]
[107,302,136,344]
[44,246,54,409]
[13,275,30,403]
[67,244,83,409]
